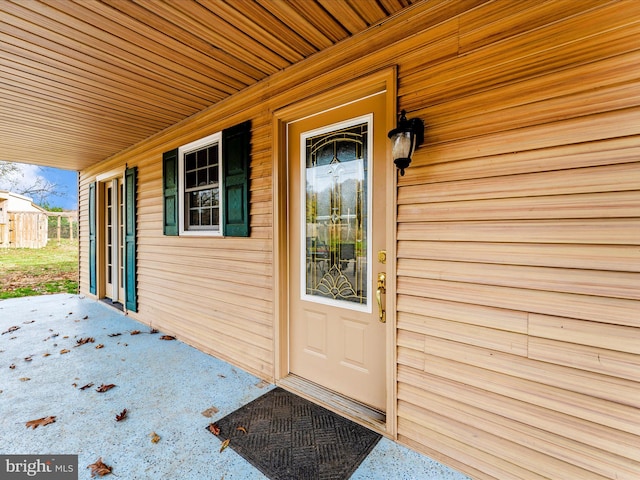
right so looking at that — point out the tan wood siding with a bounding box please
[394,1,640,478]
[76,1,640,478]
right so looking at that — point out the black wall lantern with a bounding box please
[387,109,424,176]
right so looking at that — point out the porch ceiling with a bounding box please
[0,0,417,172]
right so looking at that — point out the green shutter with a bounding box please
[162,148,179,236]
[88,182,97,295]
[222,121,251,237]
[124,167,137,312]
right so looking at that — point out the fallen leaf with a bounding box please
[76,337,95,346]
[80,383,94,391]
[108,333,121,337]
[130,330,141,335]
[220,438,230,452]
[9,364,16,369]
[42,353,51,357]
[83,315,89,320]
[63,336,69,339]
[160,335,176,341]
[23,320,35,324]
[24,356,33,362]
[2,326,20,335]
[149,328,159,334]
[19,377,30,382]
[150,432,160,443]
[96,384,116,393]
[60,349,70,355]
[201,406,219,418]
[87,458,112,477]
[236,426,247,434]
[95,344,104,349]
[207,423,221,435]
[116,409,127,422]
[25,416,56,429]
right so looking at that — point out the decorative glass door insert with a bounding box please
[301,117,371,310]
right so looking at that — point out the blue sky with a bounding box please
[38,166,78,210]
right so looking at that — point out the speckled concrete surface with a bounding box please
[0,294,469,479]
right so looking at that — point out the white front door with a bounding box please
[288,93,388,411]
[104,178,125,303]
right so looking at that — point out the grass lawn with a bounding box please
[0,239,78,299]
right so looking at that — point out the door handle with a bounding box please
[376,272,386,323]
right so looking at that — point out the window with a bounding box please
[163,121,251,238]
[179,132,222,235]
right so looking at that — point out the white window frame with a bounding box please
[178,132,223,236]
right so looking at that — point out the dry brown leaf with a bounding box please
[9,364,16,369]
[60,349,70,355]
[19,377,30,382]
[160,335,176,341]
[2,326,20,335]
[207,423,221,435]
[130,330,141,335]
[96,384,116,393]
[220,438,230,452]
[236,426,247,434]
[80,383,94,390]
[23,320,35,324]
[149,328,159,334]
[42,353,51,357]
[150,432,160,443]
[87,457,112,477]
[76,337,95,346]
[201,406,219,418]
[108,333,121,337]
[26,416,56,429]
[95,344,104,349]
[116,409,128,422]
[24,355,33,362]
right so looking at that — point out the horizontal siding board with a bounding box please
[398,191,640,222]
[529,337,640,383]
[402,137,640,186]
[397,294,528,333]
[458,0,610,52]
[529,314,640,355]
[398,278,640,327]
[398,258,640,300]
[399,163,640,204]
[397,219,639,245]
[398,241,640,272]
[398,311,528,356]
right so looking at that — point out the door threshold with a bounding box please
[100,298,123,312]
[277,374,386,434]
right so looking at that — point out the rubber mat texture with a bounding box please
[210,387,382,480]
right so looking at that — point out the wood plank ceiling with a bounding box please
[0,0,417,171]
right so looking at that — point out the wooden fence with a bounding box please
[0,212,48,248]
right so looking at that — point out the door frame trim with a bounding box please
[272,67,398,436]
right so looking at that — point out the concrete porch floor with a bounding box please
[0,294,469,479]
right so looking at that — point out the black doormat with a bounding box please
[208,387,381,480]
